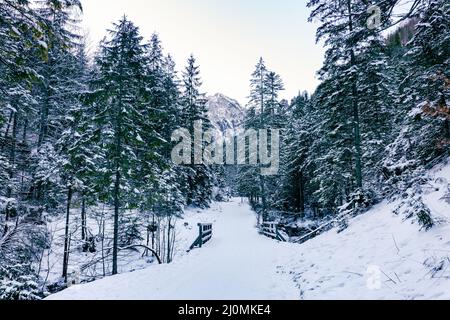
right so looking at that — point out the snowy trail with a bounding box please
[47,200,300,300]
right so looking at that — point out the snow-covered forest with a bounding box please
[0,0,449,300]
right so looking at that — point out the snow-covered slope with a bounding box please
[283,160,450,300]
[206,93,244,134]
[47,162,450,300]
[284,203,450,299]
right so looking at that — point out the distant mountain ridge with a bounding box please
[206,93,245,134]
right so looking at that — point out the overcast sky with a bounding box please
[80,0,325,105]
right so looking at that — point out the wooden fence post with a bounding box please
[189,223,213,251]
[198,223,203,248]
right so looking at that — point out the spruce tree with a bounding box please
[179,55,214,208]
[91,17,149,275]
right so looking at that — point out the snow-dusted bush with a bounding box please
[0,216,49,300]
[119,215,144,247]
[0,264,44,300]
[394,197,435,231]
[424,256,450,279]
[0,197,18,221]
[340,189,376,216]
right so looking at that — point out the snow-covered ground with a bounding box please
[47,162,450,300]
[284,161,450,300]
[40,202,226,285]
[47,199,299,300]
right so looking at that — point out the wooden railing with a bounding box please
[291,219,339,244]
[261,222,286,242]
[189,223,213,251]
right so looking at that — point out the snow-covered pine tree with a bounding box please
[0,0,56,82]
[90,17,149,275]
[357,30,396,201]
[138,34,186,241]
[179,55,215,208]
[0,0,57,205]
[306,0,395,213]
[237,104,260,206]
[28,0,83,206]
[277,92,316,216]
[261,70,286,214]
[308,77,356,211]
[264,71,285,121]
[1,1,84,298]
[384,0,449,185]
[237,58,286,220]
[246,58,269,221]
[55,40,104,282]
[382,1,449,229]
[396,0,449,163]
[137,33,171,213]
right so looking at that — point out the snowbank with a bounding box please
[284,160,450,300]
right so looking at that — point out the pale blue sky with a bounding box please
[81,0,325,104]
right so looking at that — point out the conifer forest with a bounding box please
[0,0,449,301]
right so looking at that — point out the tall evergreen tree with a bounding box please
[179,55,214,208]
[306,0,395,212]
[238,58,285,221]
[91,17,149,275]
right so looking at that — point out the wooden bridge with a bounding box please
[189,223,213,251]
[260,222,286,242]
[187,218,336,250]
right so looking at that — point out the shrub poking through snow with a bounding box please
[339,189,375,217]
[443,189,450,205]
[424,256,450,279]
[394,197,435,231]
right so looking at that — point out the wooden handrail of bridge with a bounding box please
[261,222,286,242]
[291,219,339,244]
[188,223,213,251]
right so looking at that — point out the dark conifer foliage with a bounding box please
[239,0,449,223]
[1,2,217,297]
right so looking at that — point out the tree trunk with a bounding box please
[260,175,267,223]
[347,0,363,189]
[112,41,125,275]
[299,170,305,218]
[259,69,267,222]
[162,224,166,262]
[151,213,155,257]
[112,105,122,275]
[145,227,150,257]
[101,217,106,277]
[81,196,87,241]
[22,116,28,144]
[6,111,18,203]
[112,168,120,275]
[166,218,171,264]
[2,110,14,143]
[4,109,17,229]
[38,85,50,147]
[62,185,73,282]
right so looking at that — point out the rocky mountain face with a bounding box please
[206,93,245,134]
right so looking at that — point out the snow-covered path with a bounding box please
[47,200,300,300]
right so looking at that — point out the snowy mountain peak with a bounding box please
[206,93,245,134]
